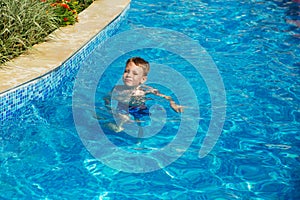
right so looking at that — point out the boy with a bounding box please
[104,57,183,133]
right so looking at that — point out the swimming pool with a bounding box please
[1,0,300,199]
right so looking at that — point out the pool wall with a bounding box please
[0,3,130,121]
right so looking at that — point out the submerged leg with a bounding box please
[106,122,124,132]
[137,126,143,143]
[107,113,132,133]
[135,118,144,145]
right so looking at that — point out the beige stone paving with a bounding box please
[0,0,130,94]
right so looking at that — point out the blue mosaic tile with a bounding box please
[0,4,130,121]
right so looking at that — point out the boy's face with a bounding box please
[123,61,147,87]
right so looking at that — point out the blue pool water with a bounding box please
[1,0,300,199]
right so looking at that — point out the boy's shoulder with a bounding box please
[138,84,158,93]
[113,85,127,90]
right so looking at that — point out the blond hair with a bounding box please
[126,57,150,76]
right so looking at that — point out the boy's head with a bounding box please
[126,57,150,76]
[123,57,150,87]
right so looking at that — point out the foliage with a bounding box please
[0,0,59,64]
[0,0,94,64]
[72,0,95,13]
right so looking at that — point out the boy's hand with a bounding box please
[170,103,184,113]
[155,92,184,113]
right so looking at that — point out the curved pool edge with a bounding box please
[0,0,130,121]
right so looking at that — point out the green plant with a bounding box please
[0,0,59,64]
[76,0,94,13]
[0,0,95,64]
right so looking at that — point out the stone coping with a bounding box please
[0,0,130,94]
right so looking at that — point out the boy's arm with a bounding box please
[151,89,184,113]
[103,90,113,110]
[103,85,122,111]
[103,94,111,107]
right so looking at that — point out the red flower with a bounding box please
[61,3,70,10]
[63,17,68,22]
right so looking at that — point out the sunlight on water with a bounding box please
[1,0,299,199]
